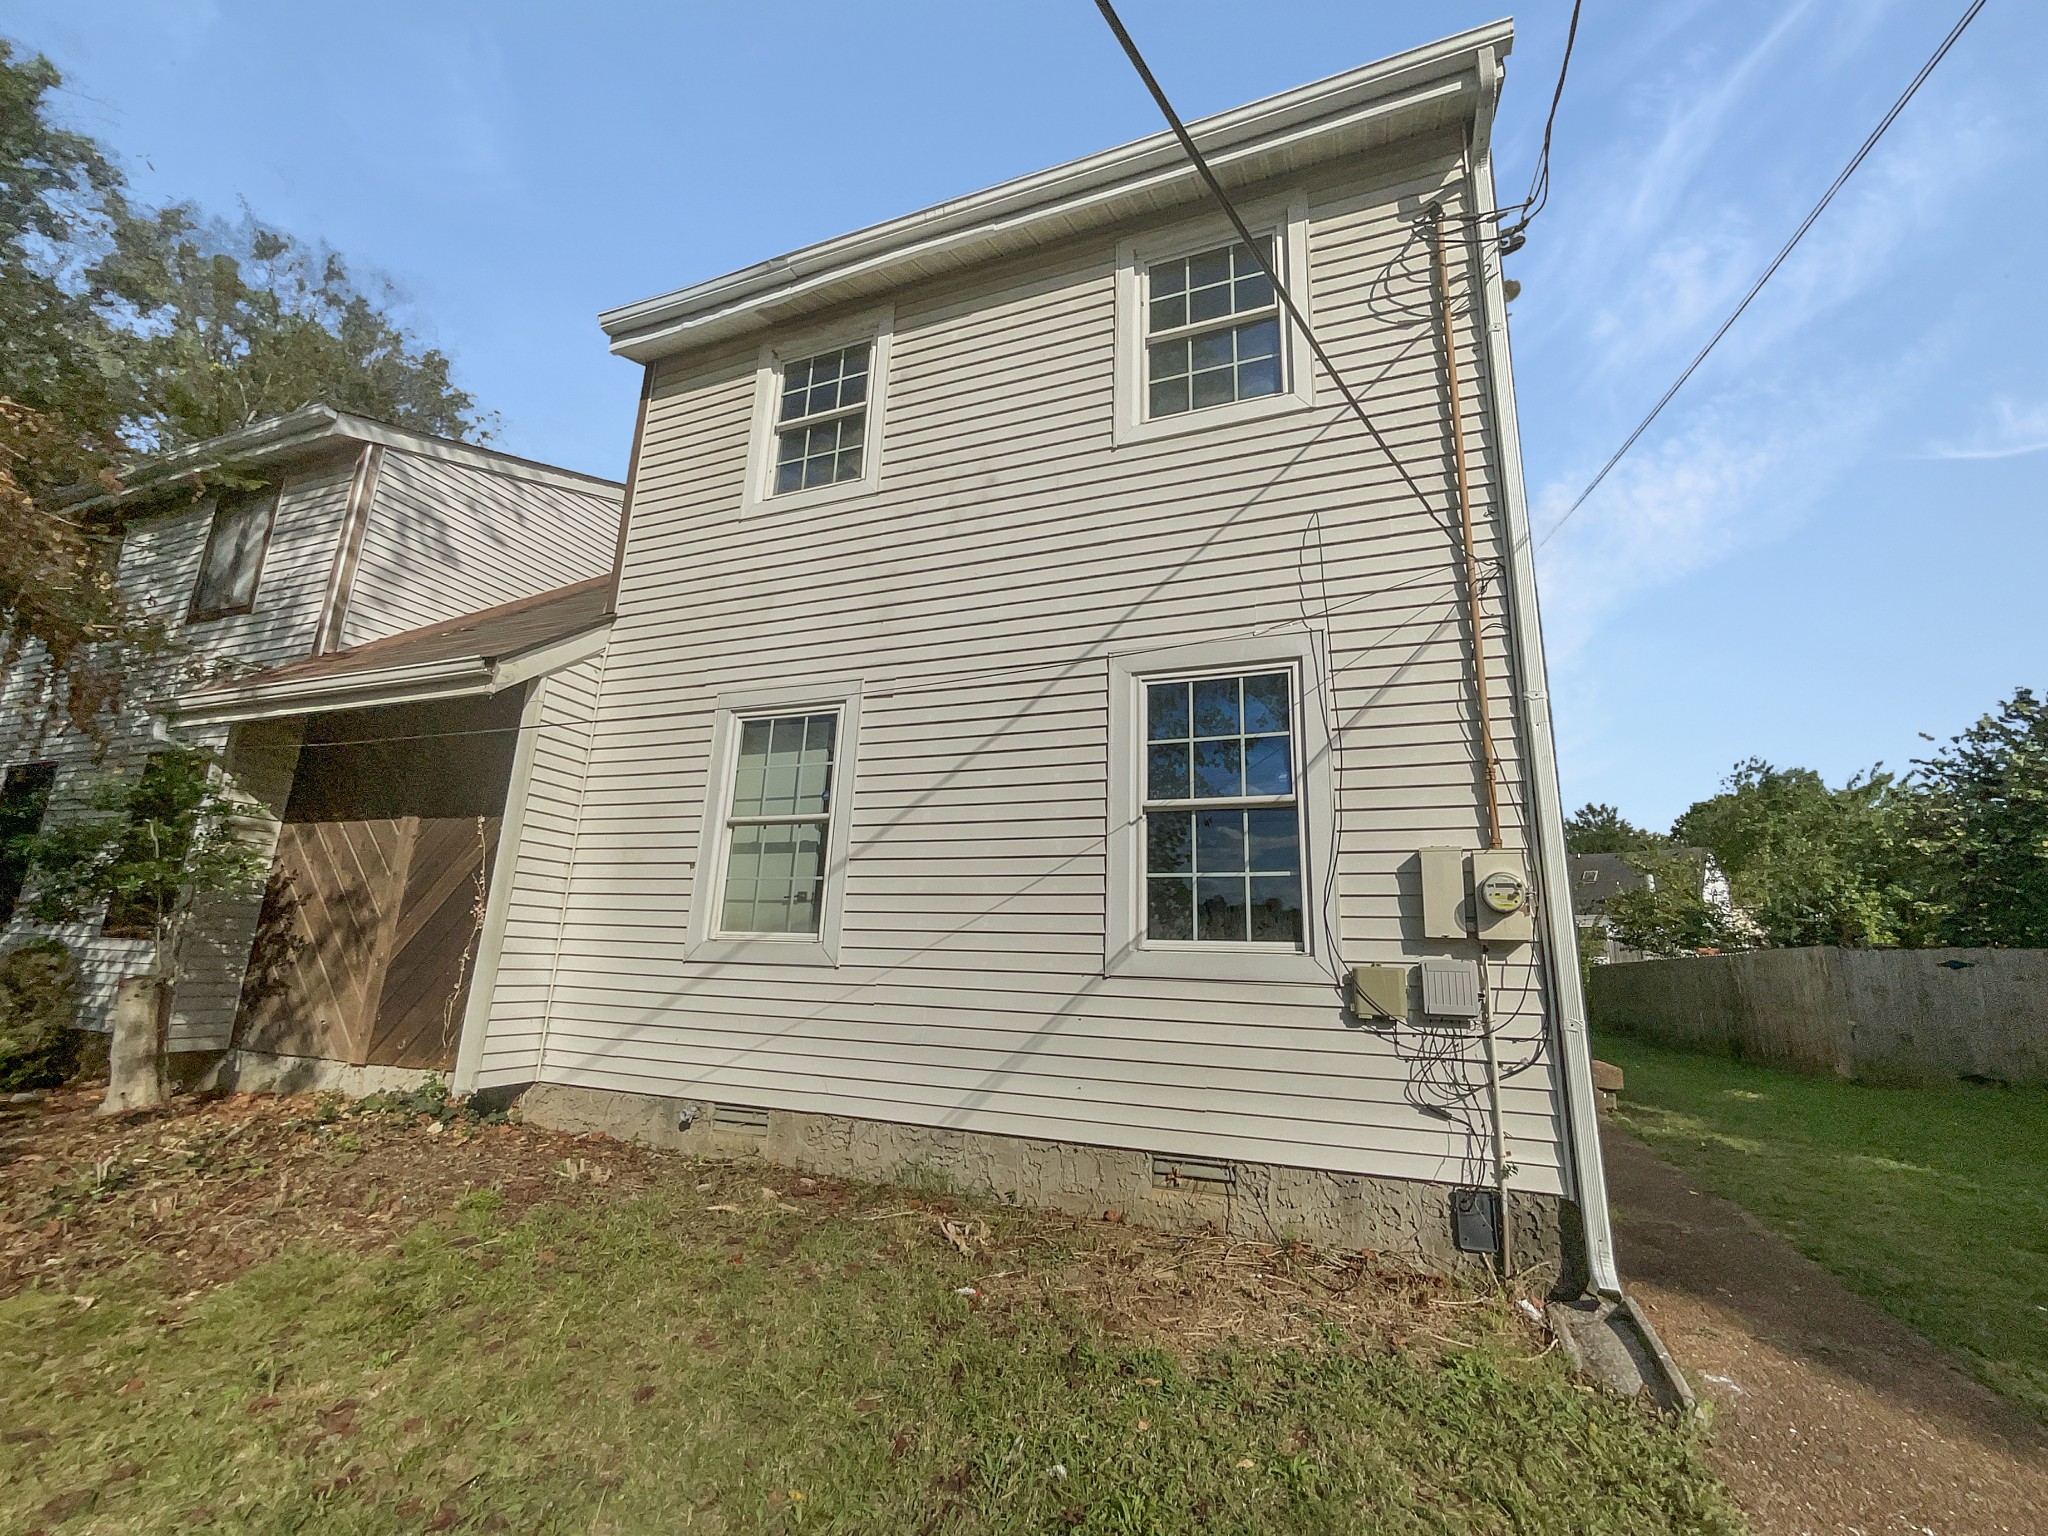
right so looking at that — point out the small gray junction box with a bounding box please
[1420,957,1482,1020]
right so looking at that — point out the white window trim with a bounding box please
[1105,630,1337,984]
[1112,196,1315,447]
[686,679,862,967]
[740,309,894,516]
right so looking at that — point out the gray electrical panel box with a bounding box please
[1420,957,1482,1020]
[1419,847,1469,939]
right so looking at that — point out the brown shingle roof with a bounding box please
[190,574,612,696]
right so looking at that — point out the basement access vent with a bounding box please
[711,1103,769,1134]
[1152,1155,1235,1190]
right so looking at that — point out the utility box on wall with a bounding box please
[1418,847,1533,945]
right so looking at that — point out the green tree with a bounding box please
[91,205,491,449]
[1564,802,1666,855]
[1673,759,1927,949]
[23,748,264,984]
[0,37,490,732]
[1910,688,2048,947]
[1602,848,1748,957]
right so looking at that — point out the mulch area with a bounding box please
[2,1083,1500,1362]
[0,1083,671,1302]
[1604,1125,2048,1536]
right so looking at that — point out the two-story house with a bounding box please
[453,23,1617,1290]
[0,404,622,1086]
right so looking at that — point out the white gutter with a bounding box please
[167,620,610,729]
[601,21,1512,361]
[1463,44,1622,1297]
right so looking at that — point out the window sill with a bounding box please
[1105,942,1335,986]
[741,469,881,519]
[1112,385,1315,448]
[685,932,841,968]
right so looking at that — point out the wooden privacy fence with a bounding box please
[1587,946,2048,1085]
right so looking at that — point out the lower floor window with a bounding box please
[717,712,837,937]
[1141,670,1304,948]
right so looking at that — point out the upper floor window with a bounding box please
[189,487,277,621]
[774,345,871,495]
[1145,240,1283,419]
[743,314,892,512]
[1142,671,1303,947]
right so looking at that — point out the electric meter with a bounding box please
[1478,867,1527,915]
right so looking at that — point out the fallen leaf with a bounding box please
[1136,1418,1150,1432]
[117,1377,145,1396]
[853,1394,883,1414]
[425,1506,460,1532]
[1236,1458,1255,1470]
[633,1385,657,1404]
[41,1489,93,1521]
[706,1204,741,1214]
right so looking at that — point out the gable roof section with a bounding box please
[68,404,625,520]
[170,574,612,727]
[601,20,1512,362]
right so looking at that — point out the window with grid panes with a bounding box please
[1142,671,1304,946]
[773,344,871,494]
[1144,239,1283,419]
[717,712,838,935]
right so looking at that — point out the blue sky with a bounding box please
[7,1,2041,827]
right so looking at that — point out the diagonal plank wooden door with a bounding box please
[235,819,413,1064]
[234,815,498,1071]
[362,816,498,1070]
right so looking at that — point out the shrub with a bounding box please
[0,938,81,1091]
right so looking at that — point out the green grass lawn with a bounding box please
[1596,1032,2048,1420]
[0,1099,1739,1535]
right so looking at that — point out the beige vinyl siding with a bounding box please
[339,452,619,647]
[490,133,1565,1192]
[474,657,604,1087]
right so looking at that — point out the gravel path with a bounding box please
[1604,1126,2048,1535]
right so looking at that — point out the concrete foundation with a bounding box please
[190,1048,441,1099]
[513,1081,1583,1295]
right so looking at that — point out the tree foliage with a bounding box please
[1602,849,1755,958]
[0,36,490,732]
[1673,760,1928,949]
[22,748,264,981]
[1563,802,1666,856]
[1910,688,2048,948]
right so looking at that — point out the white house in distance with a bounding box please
[459,21,1615,1288]
[0,405,621,1078]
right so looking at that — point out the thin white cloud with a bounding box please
[1925,397,2048,460]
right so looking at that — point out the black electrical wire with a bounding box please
[1538,0,1988,549]
[1496,0,1584,253]
[1090,0,1437,517]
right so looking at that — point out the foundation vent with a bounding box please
[1152,1155,1234,1189]
[712,1103,770,1134]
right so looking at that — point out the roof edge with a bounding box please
[600,20,1512,362]
[70,405,625,519]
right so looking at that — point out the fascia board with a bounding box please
[601,21,1511,362]
[168,656,494,727]
[487,618,611,691]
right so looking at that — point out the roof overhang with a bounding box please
[167,616,610,729]
[63,405,624,521]
[599,21,1512,363]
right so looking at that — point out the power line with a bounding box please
[1090,0,1436,516]
[1498,0,1584,253]
[1538,0,1987,550]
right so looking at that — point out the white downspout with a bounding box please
[1463,45,1622,1297]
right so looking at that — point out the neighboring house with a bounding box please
[457,22,1619,1288]
[0,405,622,1075]
[1568,848,1736,963]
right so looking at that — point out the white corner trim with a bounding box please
[452,677,549,1094]
[739,309,894,518]
[1103,629,1339,986]
[685,680,864,968]
[490,621,612,690]
[1112,197,1316,448]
